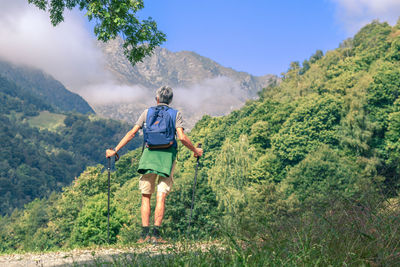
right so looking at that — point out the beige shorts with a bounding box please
[139,162,175,194]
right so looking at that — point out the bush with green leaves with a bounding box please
[71,193,129,246]
[284,146,364,205]
[271,94,342,165]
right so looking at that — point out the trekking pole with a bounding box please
[107,156,111,244]
[188,143,202,232]
[107,149,119,244]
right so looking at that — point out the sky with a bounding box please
[0,0,399,97]
[138,0,344,76]
[137,0,400,75]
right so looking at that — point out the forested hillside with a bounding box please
[1,20,400,265]
[0,75,142,215]
[0,60,94,114]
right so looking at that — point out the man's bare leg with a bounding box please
[154,192,167,226]
[138,194,152,243]
[141,194,152,226]
[151,192,168,243]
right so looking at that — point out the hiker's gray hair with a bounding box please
[156,86,173,104]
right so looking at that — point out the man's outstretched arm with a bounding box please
[106,125,141,158]
[176,127,203,157]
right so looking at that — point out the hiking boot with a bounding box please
[151,236,168,244]
[137,235,150,244]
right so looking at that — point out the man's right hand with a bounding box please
[106,149,116,158]
[194,148,203,158]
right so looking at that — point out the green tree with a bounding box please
[249,151,284,183]
[386,35,400,61]
[28,0,166,64]
[366,61,400,152]
[71,193,129,245]
[285,146,362,205]
[384,100,400,190]
[339,109,375,157]
[271,94,342,165]
[208,136,256,213]
[249,120,271,151]
[309,49,324,63]
[352,20,391,68]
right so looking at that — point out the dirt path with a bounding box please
[0,242,221,266]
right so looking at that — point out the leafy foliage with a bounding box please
[71,193,129,246]
[285,146,362,204]
[272,94,342,164]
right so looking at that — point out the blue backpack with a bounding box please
[143,105,178,149]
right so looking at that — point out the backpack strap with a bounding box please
[167,108,179,159]
[166,108,178,147]
[141,108,150,154]
[143,108,149,124]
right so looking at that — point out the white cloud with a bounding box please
[80,83,150,105]
[0,0,108,89]
[331,0,400,33]
[174,76,247,118]
[0,0,148,105]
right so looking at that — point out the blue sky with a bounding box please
[134,0,400,76]
[137,0,343,76]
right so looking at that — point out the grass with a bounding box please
[1,195,399,266]
[65,201,399,267]
[85,249,233,267]
[26,111,66,131]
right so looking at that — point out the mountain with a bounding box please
[93,38,278,128]
[0,60,94,114]
[99,38,274,94]
[0,72,141,215]
[0,74,53,116]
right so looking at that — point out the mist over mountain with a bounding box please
[92,38,278,128]
[0,60,94,114]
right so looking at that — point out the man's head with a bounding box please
[156,86,173,105]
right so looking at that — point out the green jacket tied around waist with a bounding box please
[138,146,177,177]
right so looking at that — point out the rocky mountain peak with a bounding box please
[93,38,278,128]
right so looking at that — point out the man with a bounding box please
[106,86,203,244]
